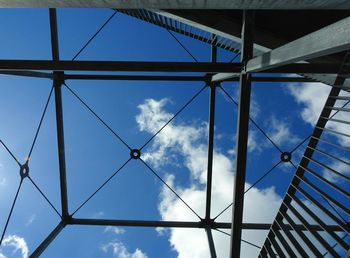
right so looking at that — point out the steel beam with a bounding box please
[1,0,350,9]
[230,11,254,258]
[66,74,319,83]
[0,60,344,74]
[70,218,208,228]
[151,9,350,87]
[0,71,324,83]
[206,228,217,258]
[68,218,343,231]
[246,16,350,73]
[64,74,206,81]
[29,221,65,258]
[50,9,69,218]
[0,60,241,73]
[49,9,59,61]
[54,78,69,218]
[205,36,217,221]
[0,70,52,79]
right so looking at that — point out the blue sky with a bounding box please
[0,8,348,258]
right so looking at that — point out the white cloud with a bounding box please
[224,87,260,119]
[267,116,300,147]
[92,211,105,218]
[104,226,126,235]
[288,82,330,125]
[0,164,5,186]
[288,82,350,146]
[0,235,29,258]
[247,130,263,153]
[0,177,6,186]
[25,214,36,227]
[101,241,148,258]
[136,98,283,257]
[322,157,350,183]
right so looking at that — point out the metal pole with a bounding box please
[206,228,217,258]
[54,77,69,218]
[0,60,342,73]
[29,221,65,258]
[61,218,343,231]
[205,34,217,221]
[50,8,69,218]
[230,10,254,258]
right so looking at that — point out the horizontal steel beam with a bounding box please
[0,60,344,74]
[155,10,350,87]
[247,16,350,72]
[0,71,327,83]
[64,74,206,81]
[0,60,241,73]
[1,0,349,9]
[66,74,320,82]
[0,70,52,79]
[69,218,344,231]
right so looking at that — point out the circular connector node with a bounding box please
[280,152,292,163]
[20,163,30,178]
[130,149,141,159]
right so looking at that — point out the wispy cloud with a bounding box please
[0,235,29,258]
[0,163,5,186]
[0,177,6,186]
[92,210,104,218]
[136,98,283,257]
[288,82,330,126]
[101,241,148,258]
[322,156,350,183]
[288,82,350,146]
[25,214,36,227]
[267,115,300,147]
[104,226,126,235]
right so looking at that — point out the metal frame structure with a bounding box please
[0,7,349,258]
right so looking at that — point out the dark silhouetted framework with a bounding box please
[0,7,349,258]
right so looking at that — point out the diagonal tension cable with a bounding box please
[139,85,207,151]
[0,140,21,167]
[166,29,199,62]
[72,10,118,61]
[214,79,350,220]
[213,160,282,220]
[27,86,54,159]
[63,83,132,151]
[229,51,241,63]
[0,179,23,246]
[214,228,262,250]
[219,85,283,153]
[72,157,132,216]
[27,176,61,218]
[140,158,202,220]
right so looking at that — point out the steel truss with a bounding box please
[0,8,349,258]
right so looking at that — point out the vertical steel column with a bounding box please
[205,34,217,258]
[206,228,217,258]
[54,77,69,217]
[205,34,217,221]
[50,8,69,218]
[230,10,254,258]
